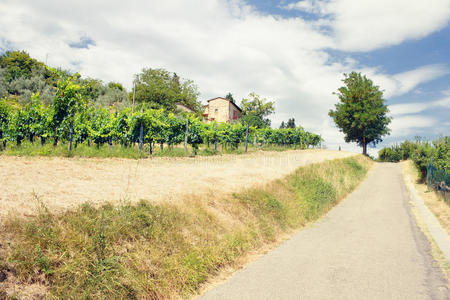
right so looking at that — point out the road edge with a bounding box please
[402,166,450,262]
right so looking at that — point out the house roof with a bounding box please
[206,97,242,112]
[175,102,194,113]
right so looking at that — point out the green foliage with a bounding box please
[0,65,322,156]
[133,68,201,112]
[329,72,391,155]
[0,50,44,83]
[51,76,86,142]
[0,98,12,144]
[378,137,449,181]
[225,92,235,103]
[240,92,275,128]
[0,51,129,108]
[280,118,295,129]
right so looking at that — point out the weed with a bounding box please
[0,155,372,299]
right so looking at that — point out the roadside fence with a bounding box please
[427,160,450,204]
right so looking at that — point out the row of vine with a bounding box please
[0,77,322,154]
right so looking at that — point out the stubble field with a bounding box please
[0,149,354,217]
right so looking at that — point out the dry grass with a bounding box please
[401,160,450,234]
[0,149,354,218]
[0,155,372,299]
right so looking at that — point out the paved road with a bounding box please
[200,163,449,300]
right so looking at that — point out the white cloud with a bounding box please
[283,0,327,14]
[390,65,449,96]
[390,115,437,136]
[285,0,450,51]
[389,103,428,116]
[389,96,450,116]
[0,0,448,154]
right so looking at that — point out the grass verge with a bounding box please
[0,155,372,299]
[0,141,302,159]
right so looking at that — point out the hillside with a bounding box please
[0,149,354,218]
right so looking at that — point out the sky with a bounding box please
[0,0,449,156]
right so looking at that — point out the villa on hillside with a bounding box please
[202,97,242,123]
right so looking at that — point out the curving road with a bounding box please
[199,163,449,300]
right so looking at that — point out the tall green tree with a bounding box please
[329,72,391,155]
[225,92,235,103]
[286,118,296,128]
[133,68,201,112]
[240,92,275,128]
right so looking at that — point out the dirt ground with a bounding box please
[0,149,354,217]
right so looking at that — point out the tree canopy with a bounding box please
[280,118,295,129]
[0,50,45,82]
[240,92,275,128]
[225,92,235,103]
[133,68,201,113]
[0,50,128,107]
[329,72,391,155]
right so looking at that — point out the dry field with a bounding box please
[0,149,354,217]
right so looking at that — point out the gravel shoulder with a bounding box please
[0,149,353,217]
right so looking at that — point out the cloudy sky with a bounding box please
[0,0,449,155]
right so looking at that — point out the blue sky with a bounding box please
[0,0,449,155]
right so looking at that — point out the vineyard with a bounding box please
[0,76,322,156]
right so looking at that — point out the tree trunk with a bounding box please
[108,136,112,149]
[53,137,58,147]
[2,140,6,148]
[160,142,163,152]
[29,134,34,143]
[214,140,218,151]
[149,141,152,155]
[40,137,45,146]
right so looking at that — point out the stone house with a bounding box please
[202,97,242,123]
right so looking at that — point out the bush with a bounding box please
[378,137,449,182]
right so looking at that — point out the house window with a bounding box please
[233,110,237,120]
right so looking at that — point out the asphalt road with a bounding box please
[199,163,449,300]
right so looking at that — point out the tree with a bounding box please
[279,121,285,129]
[133,68,201,112]
[0,50,44,83]
[329,72,391,155]
[240,92,275,128]
[225,92,235,103]
[286,118,296,128]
